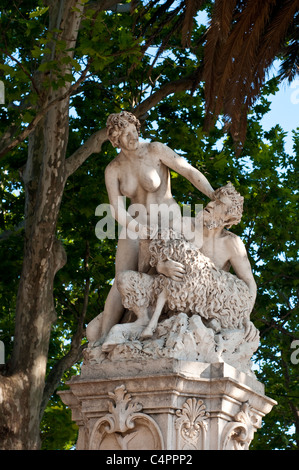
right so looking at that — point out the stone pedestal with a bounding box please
[59,359,276,450]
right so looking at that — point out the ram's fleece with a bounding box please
[116,230,253,337]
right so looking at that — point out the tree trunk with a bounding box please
[0,0,198,449]
[0,0,83,450]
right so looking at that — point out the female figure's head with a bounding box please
[106,111,141,148]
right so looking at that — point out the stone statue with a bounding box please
[61,129,276,450]
[86,111,215,346]
[61,121,275,452]
[91,183,259,374]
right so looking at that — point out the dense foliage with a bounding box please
[0,0,298,449]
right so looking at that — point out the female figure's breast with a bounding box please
[139,167,162,193]
[119,163,163,199]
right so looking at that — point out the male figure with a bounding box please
[138,183,257,339]
[157,182,257,311]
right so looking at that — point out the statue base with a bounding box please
[59,358,276,450]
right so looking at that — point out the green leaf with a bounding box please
[29,6,49,19]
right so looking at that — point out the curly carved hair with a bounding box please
[213,182,244,228]
[106,111,141,148]
[117,229,253,330]
[149,229,252,329]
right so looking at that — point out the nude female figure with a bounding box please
[86,111,215,346]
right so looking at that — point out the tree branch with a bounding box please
[65,127,108,178]
[135,74,195,119]
[65,74,196,178]
[259,317,298,340]
[0,49,41,98]
[0,61,91,160]
[40,342,87,420]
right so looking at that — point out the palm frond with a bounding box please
[132,0,298,150]
[257,0,299,79]
[203,0,238,128]
[279,10,299,81]
[181,0,204,47]
[203,0,299,150]
[222,1,275,121]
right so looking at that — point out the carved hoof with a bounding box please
[140,327,155,340]
[101,341,116,353]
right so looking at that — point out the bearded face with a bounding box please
[200,183,244,230]
[203,197,233,229]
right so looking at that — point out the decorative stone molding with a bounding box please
[89,385,164,450]
[220,401,260,450]
[175,398,209,450]
[59,359,276,450]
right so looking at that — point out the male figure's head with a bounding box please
[202,183,244,230]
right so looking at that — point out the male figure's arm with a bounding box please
[228,235,257,310]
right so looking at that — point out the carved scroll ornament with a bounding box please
[89,385,163,450]
[221,401,260,450]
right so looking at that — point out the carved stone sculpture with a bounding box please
[86,111,215,347]
[60,115,276,451]
[220,401,260,450]
[86,113,258,376]
[88,183,259,375]
[115,229,255,337]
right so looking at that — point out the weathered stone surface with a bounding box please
[59,359,276,450]
[60,113,276,450]
[84,312,259,375]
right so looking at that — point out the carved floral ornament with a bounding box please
[106,384,142,434]
[89,385,164,450]
[175,398,209,450]
[87,384,260,450]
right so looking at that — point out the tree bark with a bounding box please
[0,0,84,450]
[0,2,200,450]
